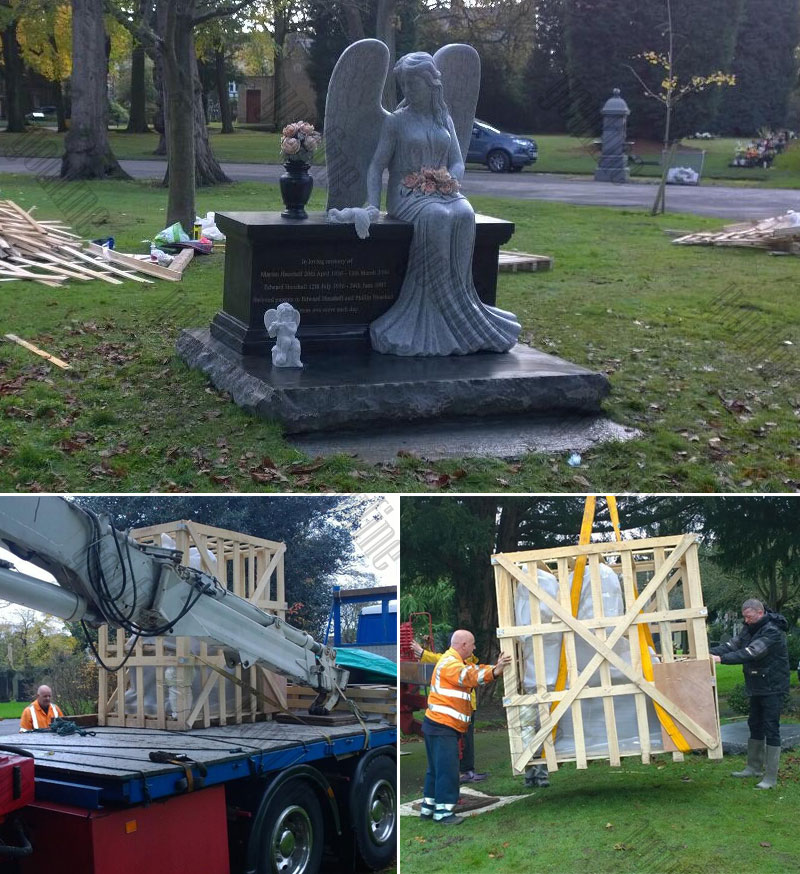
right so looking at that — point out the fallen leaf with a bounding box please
[288,458,325,474]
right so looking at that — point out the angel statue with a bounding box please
[264,302,303,368]
[325,40,521,357]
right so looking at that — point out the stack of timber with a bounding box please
[673,212,800,254]
[286,684,397,725]
[98,521,288,731]
[492,534,722,774]
[498,250,554,272]
[0,199,192,286]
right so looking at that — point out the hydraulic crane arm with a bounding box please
[0,497,348,713]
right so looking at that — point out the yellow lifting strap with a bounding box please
[549,497,691,754]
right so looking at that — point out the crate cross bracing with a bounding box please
[493,533,722,774]
[98,520,288,731]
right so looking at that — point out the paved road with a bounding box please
[1,154,798,220]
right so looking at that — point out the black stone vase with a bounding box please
[279,160,313,219]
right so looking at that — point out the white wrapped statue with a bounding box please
[325,40,521,357]
[264,302,303,368]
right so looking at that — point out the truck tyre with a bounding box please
[256,780,324,874]
[487,150,511,173]
[350,756,397,870]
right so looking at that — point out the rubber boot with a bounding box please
[732,738,764,778]
[755,745,780,789]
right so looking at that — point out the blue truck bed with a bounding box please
[14,720,396,808]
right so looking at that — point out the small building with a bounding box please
[235,34,317,128]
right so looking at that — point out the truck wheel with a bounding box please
[257,781,324,874]
[487,150,511,173]
[351,756,397,870]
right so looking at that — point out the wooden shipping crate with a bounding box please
[286,684,398,725]
[98,520,288,730]
[492,533,722,774]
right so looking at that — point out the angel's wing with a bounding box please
[324,39,391,211]
[433,44,480,164]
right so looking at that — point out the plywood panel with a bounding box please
[653,660,720,752]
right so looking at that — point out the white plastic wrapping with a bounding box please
[122,534,239,720]
[514,562,663,760]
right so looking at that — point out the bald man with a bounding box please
[420,629,511,824]
[20,685,63,732]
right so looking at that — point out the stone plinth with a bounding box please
[211,211,514,354]
[176,328,610,434]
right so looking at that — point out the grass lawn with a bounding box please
[0,701,24,718]
[400,726,799,874]
[715,663,745,697]
[3,128,798,186]
[0,174,798,493]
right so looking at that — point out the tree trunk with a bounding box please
[192,56,231,185]
[341,0,365,42]
[126,43,150,132]
[54,81,67,132]
[152,42,167,155]
[61,0,129,179]
[273,10,287,130]
[376,0,397,110]
[215,46,234,134]
[162,0,196,227]
[1,21,27,133]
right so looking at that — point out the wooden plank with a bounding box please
[35,249,134,284]
[4,333,71,369]
[495,564,527,775]
[10,255,95,282]
[589,554,620,767]
[0,261,64,286]
[86,241,184,281]
[252,544,287,604]
[653,661,719,752]
[169,247,195,275]
[61,245,154,283]
[498,251,553,272]
[494,535,687,563]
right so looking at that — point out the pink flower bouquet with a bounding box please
[401,167,460,197]
[280,121,322,162]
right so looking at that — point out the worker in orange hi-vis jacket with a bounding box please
[419,630,511,825]
[19,685,63,732]
[412,639,488,784]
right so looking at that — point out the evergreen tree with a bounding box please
[564,0,742,140]
[522,0,570,132]
[715,0,800,135]
[74,496,374,639]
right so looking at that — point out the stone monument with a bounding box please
[175,40,611,434]
[594,89,630,183]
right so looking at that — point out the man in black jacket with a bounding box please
[710,599,790,789]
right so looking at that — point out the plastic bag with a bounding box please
[194,212,225,241]
[153,222,190,244]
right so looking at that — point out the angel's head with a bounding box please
[394,52,449,126]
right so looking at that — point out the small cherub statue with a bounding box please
[264,302,303,368]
